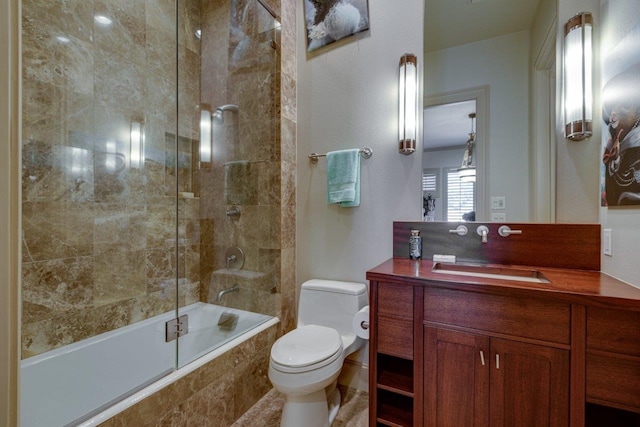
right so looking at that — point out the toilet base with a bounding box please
[279,382,342,427]
[327,384,341,424]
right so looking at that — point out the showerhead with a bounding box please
[213,104,239,124]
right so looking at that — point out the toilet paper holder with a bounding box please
[360,321,369,330]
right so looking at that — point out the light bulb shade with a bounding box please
[563,12,593,141]
[130,121,144,169]
[399,53,418,154]
[200,109,212,163]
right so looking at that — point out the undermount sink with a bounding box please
[431,262,550,284]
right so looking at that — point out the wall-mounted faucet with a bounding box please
[476,225,489,244]
[216,284,239,303]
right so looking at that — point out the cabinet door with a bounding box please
[424,326,490,427]
[490,338,569,427]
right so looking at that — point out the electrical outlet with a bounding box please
[491,212,506,222]
[603,229,612,256]
[491,196,506,210]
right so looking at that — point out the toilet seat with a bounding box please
[270,325,343,374]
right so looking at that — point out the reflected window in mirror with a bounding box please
[445,167,476,222]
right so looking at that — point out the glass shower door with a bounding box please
[19,0,181,425]
[175,0,280,368]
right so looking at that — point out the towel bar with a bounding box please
[308,147,373,164]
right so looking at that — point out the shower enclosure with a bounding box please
[20,0,293,424]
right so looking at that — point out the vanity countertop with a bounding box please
[366,258,640,311]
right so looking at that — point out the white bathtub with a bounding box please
[20,302,277,427]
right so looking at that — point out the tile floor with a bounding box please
[231,385,369,427]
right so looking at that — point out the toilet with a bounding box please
[268,279,368,427]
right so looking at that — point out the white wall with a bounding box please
[555,0,602,223]
[424,31,532,222]
[598,0,640,287]
[296,1,424,286]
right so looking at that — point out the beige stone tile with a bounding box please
[280,117,296,165]
[231,385,369,427]
[22,0,94,43]
[94,0,146,63]
[93,247,146,306]
[22,201,95,262]
[22,257,94,323]
[233,345,272,419]
[94,48,145,113]
[21,307,96,358]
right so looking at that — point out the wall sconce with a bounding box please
[563,12,593,141]
[399,53,418,155]
[130,121,145,169]
[200,108,212,164]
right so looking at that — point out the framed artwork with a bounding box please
[303,0,370,52]
[601,18,640,206]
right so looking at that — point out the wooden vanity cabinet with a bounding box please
[586,307,640,413]
[370,281,572,427]
[423,287,571,427]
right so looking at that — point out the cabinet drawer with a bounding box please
[587,351,640,411]
[587,307,640,356]
[378,282,413,319]
[378,314,413,359]
[423,288,571,345]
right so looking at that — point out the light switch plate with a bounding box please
[603,229,612,256]
[491,196,506,210]
[491,212,506,222]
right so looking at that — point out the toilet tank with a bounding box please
[297,279,368,336]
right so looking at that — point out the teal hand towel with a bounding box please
[326,149,360,207]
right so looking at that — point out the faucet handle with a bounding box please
[448,225,468,236]
[498,225,522,237]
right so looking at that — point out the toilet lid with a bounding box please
[271,325,342,368]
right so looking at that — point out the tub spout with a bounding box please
[216,284,239,303]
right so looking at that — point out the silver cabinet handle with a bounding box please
[498,225,522,237]
[480,350,485,366]
[496,354,500,369]
[448,225,468,236]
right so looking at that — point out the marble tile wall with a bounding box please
[199,0,297,336]
[99,323,278,426]
[21,0,202,358]
[21,0,297,421]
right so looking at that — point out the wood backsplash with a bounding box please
[393,222,601,271]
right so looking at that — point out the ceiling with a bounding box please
[422,0,542,150]
[424,0,543,53]
[423,100,476,151]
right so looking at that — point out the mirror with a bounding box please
[422,0,557,222]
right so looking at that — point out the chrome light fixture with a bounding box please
[399,53,418,155]
[130,121,145,169]
[458,113,476,182]
[200,107,213,164]
[563,12,593,141]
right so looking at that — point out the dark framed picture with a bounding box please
[303,0,370,52]
[600,18,640,207]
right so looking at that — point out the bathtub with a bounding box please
[20,302,277,427]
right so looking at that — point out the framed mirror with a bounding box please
[422,0,557,222]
